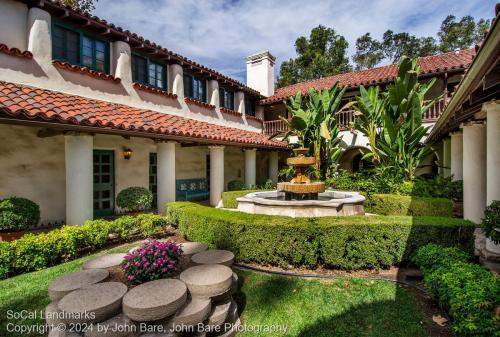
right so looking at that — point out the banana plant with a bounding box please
[271,83,346,178]
[351,85,385,164]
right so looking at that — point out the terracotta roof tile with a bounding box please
[0,81,287,149]
[0,44,33,59]
[261,49,475,104]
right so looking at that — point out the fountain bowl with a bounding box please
[236,190,365,218]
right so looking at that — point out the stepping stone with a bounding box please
[206,299,232,328]
[48,269,109,302]
[179,265,233,298]
[48,330,82,337]
[211,273,239,302]
[213,300,239,337]
[84,313,136,337]
[138,332,178,337]
[191,250,234,266]
[180,242,209,257]
[170,296,211,328]
[83,254,127,270]
[122,279,187,322]
[58,282,128,324]
[45,302,61,326]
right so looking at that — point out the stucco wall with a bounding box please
[0,1,262,134]
[0,124,65,223]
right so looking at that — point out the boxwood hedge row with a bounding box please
[167,202,474,269]
[366,194,454,216]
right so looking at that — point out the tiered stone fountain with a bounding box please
[237,148,365,217]
[46,243,240,337]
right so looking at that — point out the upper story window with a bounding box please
[245,97,256,116]
[52,23,109,73]
[132,54,167,90]
[184,74,206,102]
[219,87,234,110]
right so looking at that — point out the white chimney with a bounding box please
[246,51,275,97]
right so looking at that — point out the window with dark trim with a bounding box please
[184,73,207,102]
[245,97,256,116]
[131,54,167,90]
[219,87,234,110]
[52,23,110,73]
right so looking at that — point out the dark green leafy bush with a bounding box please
[227,180,245,191]
[1,214,168,278]
[167,202,474,269]
[482,201,500,244]
[327,170,462,200]
[116,187,153,212]
[413,244,499,337]
[0,197,40,231]
[367,194,453,217]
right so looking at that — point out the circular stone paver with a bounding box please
[180,242,209,257]
[170,297,211,327]
[45,302,61,326]
[206,299,232,328]
[212,273,239,302]
[179,264,233,298]
[48,269,109,302]
[122,279,187,322]
[83,254,127,270]
[58,282,128,324]
[84,313,136,337]
[191,250,234,267]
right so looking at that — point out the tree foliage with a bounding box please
[352,15,490,70]
[61,0,98,11]
[276,25,351,88]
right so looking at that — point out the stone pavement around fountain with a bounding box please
[46,243,240,337]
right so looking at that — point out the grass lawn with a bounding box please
[0,243,428,337]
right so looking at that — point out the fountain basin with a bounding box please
[236,190,365,217]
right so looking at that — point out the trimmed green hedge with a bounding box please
[413,244,499,337]
[366,194,453,216]
[167,202,474,269]
[221,190,267,209]
[0,214,169,279]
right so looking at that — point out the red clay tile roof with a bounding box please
[52,60,121,83]
[0,81,287,149]
[261,49,476,104]
[0,44,33,59]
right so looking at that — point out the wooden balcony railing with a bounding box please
[263,119,288,136]
[263,97,447,135]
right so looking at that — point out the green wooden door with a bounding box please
[93,150,115,217]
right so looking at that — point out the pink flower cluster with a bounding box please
[121,239,183,284]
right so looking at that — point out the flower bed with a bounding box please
[0,214,169,279]
[167,202,474,269]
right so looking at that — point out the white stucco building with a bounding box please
[0,0,286,225]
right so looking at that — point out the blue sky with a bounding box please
[94,0,496,83]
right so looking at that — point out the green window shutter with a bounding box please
[132,54,147,84]
[52,24,80,64]
[184,74,191,98]
[201,79,207,102]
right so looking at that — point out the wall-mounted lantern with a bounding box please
[123,148,133,160]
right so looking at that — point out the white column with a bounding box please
[268,151,279,185]
[169,64,184,99]
[450,132,463,180]
[27,7,52,62]
[157,141,176,214]
[65,133,93,225]
[486,101,500,205]
[443,137,451,178]
[111,41,132,82]
[432,141,444,176]
[463,122,487,224]
[208,80,220,108]
[235,91,245,114]
[244,148,257,187]
[209,146,225,207]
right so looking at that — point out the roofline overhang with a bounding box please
[0,117,289,150]
[426,15,500,143]
[259,67,467,106]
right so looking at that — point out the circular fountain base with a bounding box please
[236,190,365,218]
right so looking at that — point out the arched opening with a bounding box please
[352,153,375,172]
[338,147,373,172]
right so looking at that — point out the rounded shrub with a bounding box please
[122,239,182,284]
[227,180,245,191]
[0,197,40,232]
[116,187,153,212]
[482,200,500,244]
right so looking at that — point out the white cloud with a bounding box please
[94,0,496,82]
